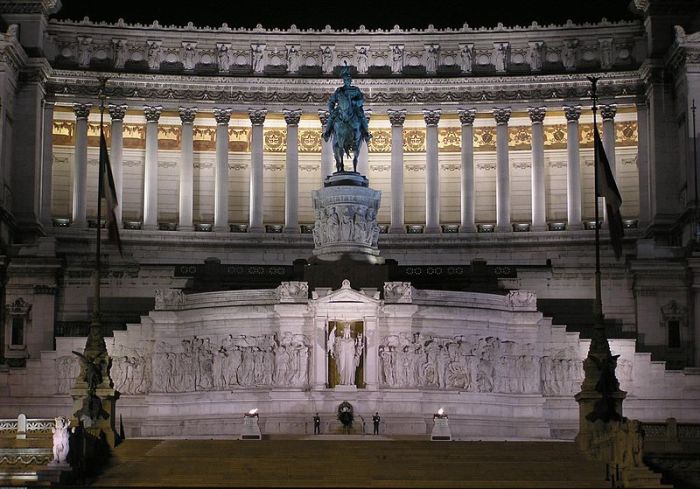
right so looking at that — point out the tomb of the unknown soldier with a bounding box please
[0,0,699,487]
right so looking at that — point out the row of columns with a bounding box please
[68,103,619,233]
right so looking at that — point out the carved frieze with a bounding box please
[277,281,309,302]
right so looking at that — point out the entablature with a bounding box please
[45,68,644,109]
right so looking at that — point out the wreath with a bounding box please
[337,401,354,428]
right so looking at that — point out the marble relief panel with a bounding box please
[378,333,584,396]
[111,332,312,395]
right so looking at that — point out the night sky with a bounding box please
[53,0,637,30]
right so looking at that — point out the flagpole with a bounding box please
[589,76,603,326]
[93,78,107,325]
[692,99,697,209]
[82,77,109,359]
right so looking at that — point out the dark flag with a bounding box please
[594,125,624,259]
[99,129,123,256]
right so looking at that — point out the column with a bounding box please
[319,109,334,182]
[39,101,54,228]
[213,108,232,232]
[423,110,441,233]
[178,107,197,231]
[108,103,127,228]
[388,109,406,233]
[459,109,477,233]
[72,103,91,228]
[248,109,267,232]
[601,104,617,176]
[357,109,371,176]
[564,105,583,230]
[283,109,302,233]
[636,103,651,227]
[601,104,617,226]
[493,107,512,232]
[529,107,547,231]
[364,316,379,391]
[142,105,162,230]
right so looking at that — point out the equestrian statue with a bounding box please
[322,66,371,173]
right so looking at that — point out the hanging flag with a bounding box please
[99,129,123,256]
[594,125,624,259]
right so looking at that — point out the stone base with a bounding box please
[240,415,262,440]
[299,256,393,291]
[324,172,368,187]
[311,183,382,263]
[37,463,72,485]
[431,417,452,441]
[333,385,358,392]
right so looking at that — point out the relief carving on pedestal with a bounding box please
[383,282,413,303]
[312,204,380,249]
[277,281,309,302]
[149,332,311,394]
[154,289,186,310]
[378,334,584,396]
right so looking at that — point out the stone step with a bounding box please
[95,439,614,488]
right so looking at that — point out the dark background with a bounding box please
[53,0,637,30]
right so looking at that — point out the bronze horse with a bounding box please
[322,69,371,173]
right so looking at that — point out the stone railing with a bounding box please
[0,414,54,439]
[641,418,700,447]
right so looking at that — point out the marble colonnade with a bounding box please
[67,104,627,233]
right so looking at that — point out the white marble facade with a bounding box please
[2,281,699,440]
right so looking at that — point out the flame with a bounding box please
[437,408,444,416]
[248,408,258,415]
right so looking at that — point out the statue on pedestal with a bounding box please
[322,67,371,173]
[328,323,364,386]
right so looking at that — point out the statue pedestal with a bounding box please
[333,385,358,392]
[312,179,382,264]
[240,414,262,440]
[431,416,452,441]
[70,385,119,448]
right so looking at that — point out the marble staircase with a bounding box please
[94,438,621,488]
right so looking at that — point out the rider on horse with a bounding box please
[322,67,371,173]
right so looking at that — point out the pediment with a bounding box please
[313,279,380,304]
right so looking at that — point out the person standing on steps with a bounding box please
[313,413,321,435]
[373,412,381,435]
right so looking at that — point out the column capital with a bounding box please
[387,109,407,127]
[73,103,92,120]
[563,104,582,122]
[108,103,128,121]
[600,104,617,121]
[213,108,232,125]
[283,109,302,126]
[422,109,441,127]
[492,107,512,125]
[144,105,163,123]
[178,107,198,124]
[318,109,330,126]
[386,109,406,127]
[248,108,268,125]
[527,106,547,123]
[458,108,477,125]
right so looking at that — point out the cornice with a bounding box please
[0,0,60,15]
[0,27,28,77]
[45,68,644,107]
